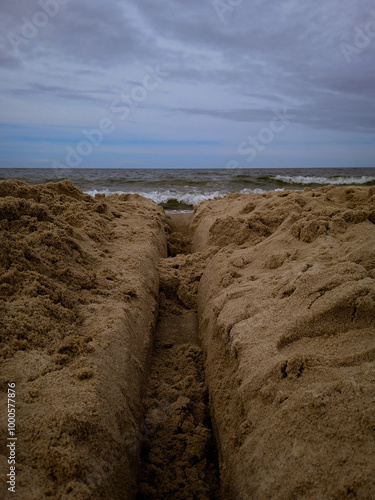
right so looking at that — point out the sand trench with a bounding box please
[1,182,375,499]
[136,213,221,499]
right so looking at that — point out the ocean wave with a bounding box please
[85,189,225,205]
[272,175,375,186]
[84,188,269,207]
[239,188,267,194]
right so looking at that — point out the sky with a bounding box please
[1,0,375,169]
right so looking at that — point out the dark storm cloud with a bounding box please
[50,2,153,65]
[2,0,157,65]
[1,0,374,137]
[131,0,375,135]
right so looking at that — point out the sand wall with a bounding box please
[0,181,167,499]
[193,186,375,498]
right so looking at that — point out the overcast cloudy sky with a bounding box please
[1,0,375,169]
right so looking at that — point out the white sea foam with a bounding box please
[239,188,267,194]
[84,188,269,205]
[273,175,375,185]
[85,189,113,197]
[137,190,225,206]
[85,189,224,205]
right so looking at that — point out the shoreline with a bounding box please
[1,167,374,214]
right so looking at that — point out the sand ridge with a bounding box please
[193,186,375,499]
[0,180,168,499]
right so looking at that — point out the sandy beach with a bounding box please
[1,180,375,499]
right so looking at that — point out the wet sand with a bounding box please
[165,212,193,235]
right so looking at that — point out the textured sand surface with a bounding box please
[1,182,375,499]
[0,180,167,499]
[193,186,375,499]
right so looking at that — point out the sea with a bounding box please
[1,167,374,211]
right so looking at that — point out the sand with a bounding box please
[0,180,168,499]
[193,186,375,499]
[1,182,375,499]
[136,212,220,499]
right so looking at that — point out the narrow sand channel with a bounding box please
[136,213,221,499]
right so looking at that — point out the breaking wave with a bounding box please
[271,175,375,186]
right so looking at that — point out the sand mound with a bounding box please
[193,186,375,499]
[0,180,109,361]
[0,180,167,499]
